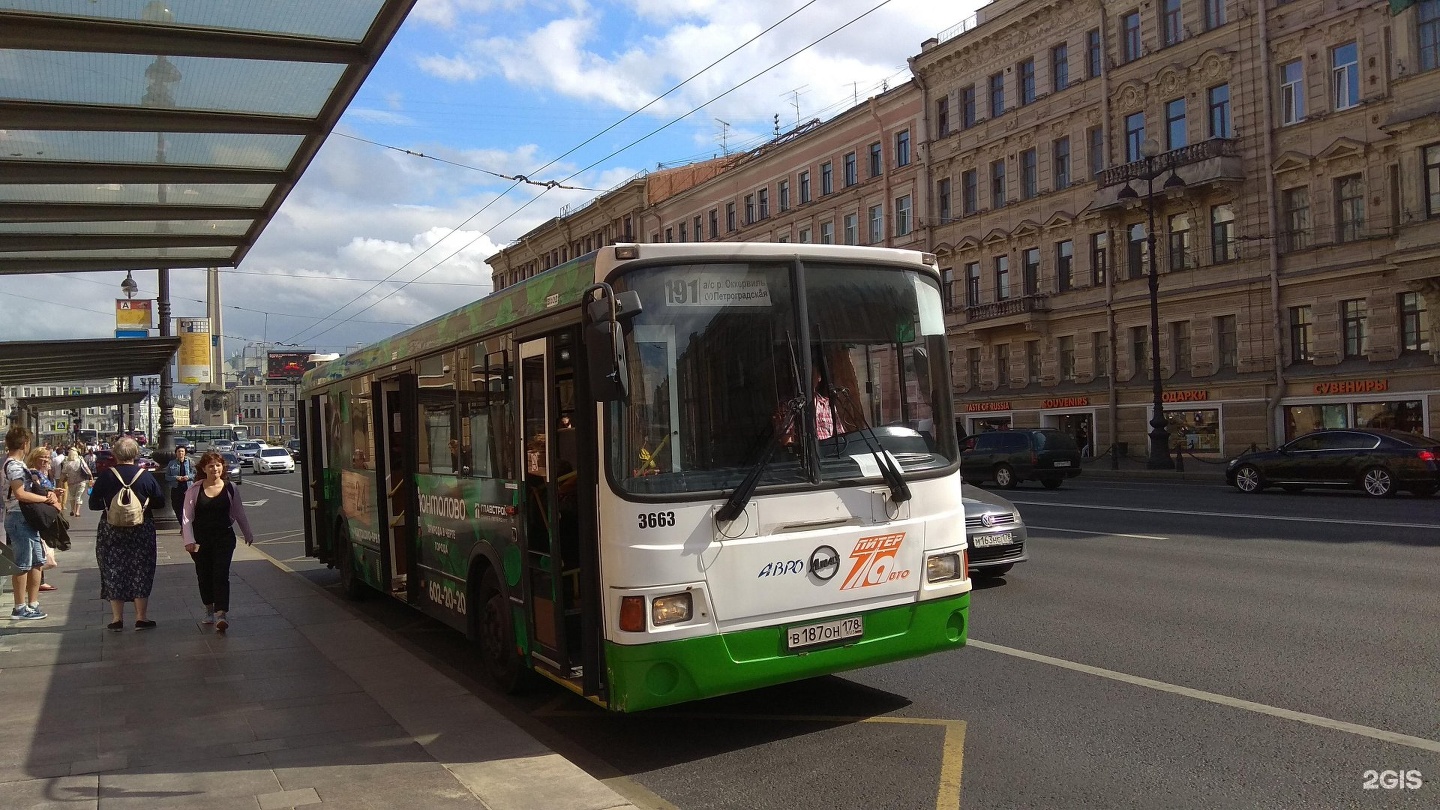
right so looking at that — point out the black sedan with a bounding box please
[1225,429,1439,497]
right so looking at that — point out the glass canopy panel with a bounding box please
[0,183,274,206]
[0,220,251,236]
[0,130,303,170]
[2,247,235,260]
[5,0,386,42]
[3,50,344,117]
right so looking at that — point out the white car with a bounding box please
[253,447,295,474]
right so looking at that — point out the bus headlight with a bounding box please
[926,553,962,583]
[651,592,693,626]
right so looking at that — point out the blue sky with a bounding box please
[2,0,984,354]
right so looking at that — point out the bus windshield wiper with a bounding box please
[825,383,911,506]
[717,331,806,524]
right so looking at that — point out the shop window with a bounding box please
[1171,408,1220,452]
[1355,400,1424,433]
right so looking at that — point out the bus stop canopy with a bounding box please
[0,1,417,275]
[17,390,147,415]
[0,337,180,384]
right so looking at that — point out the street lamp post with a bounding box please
[1117,138,1186,471]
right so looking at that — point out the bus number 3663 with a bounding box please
[639,511,676,528]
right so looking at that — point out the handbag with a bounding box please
[41,511,72,552]
[19,471,61,533]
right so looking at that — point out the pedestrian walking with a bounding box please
[60,447,91,517]
[89,437,165,631]
[163,446,194,527]
[4,425,59,621]
[181,451,254,633]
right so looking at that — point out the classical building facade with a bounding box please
[487,0,1439,457]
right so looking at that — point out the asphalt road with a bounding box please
[238,468,1440,809]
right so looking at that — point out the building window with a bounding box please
[1059,335,1076,382]
[778,180,790,212]
[1280,60,1305,125]
[1281,187,1310,252]
[744,194,755,225]
[965,262,981,307]
[1021,148,1038,199]
[1426,145,1440,217]
[1127,223,1148,279]
[822,161,833,194]
[843,213,858,245]
[1088,126,1105,175]
[989,73,1005,117]
[1087,28,1103,79]
[820,221,834,244]
[1204,0,1227,30]
[692,216,701,242]
[1054,136,1071,189]
[844,152,857,186]
[896,130,911,167]
[869,142,883,177]
[709,209,718,239]
[665,226,673,243]
[961,85,977,128]
[1423,0,1440,72]
[991,159,1007,209]
[1131,325,1150,378]
[996,344,1011,386]
[967,347,982,388]
[1057,240,1075,291]
[1023,247,1041,295]
[1216,315,1237,369]
[1053,44,1070,91]
[1332,42,1359,111]
[1122,11,1142,62]
[1335,174,1364,242]
[937,178,952,223]
[1208,84,1231,138]
[1400,291,1431,353]
[1091,232,1108,286]
[799,170,811,203]
[1172,321,1191,374]
[799,227,812,244]
[1026,341,1042,383]
[1162,0,1183,46]
[758,188,769,219]
[1125,112,1146,162]
[962,169,978,215]
[1165,97,1187,150]
[868,204,884,243]
[1168,212,1191,270]
[1289,305,1313,363]
[1094,329,1111,378]
[726,202,736,231]
[937,97,950,137]
[995,256,1011,300]
[1342,298,1368,358]
[895,195,912,237]
[1211,204,1237,262]
[1019,59,1036,106]
[678,222,687,241]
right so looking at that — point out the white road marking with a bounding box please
[242,499,268,507]
[244,480,303,498]
[969,639,1440,754]
[1006,499,1440,530]
[1027,525,1169,540]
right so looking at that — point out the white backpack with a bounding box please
[106,468,148,527]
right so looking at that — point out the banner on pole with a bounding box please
[115,299,153,338]
[177,317,213,384]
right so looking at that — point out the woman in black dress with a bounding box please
[88,437,166,631]
[180,451,254,633]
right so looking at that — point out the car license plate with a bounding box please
[972,532,1014,547]
[787,616,863,650]
[1053,460,1072,467]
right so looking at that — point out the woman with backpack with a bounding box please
[180,451,255,633]
[88,437,166,631]
[60,448,91,517]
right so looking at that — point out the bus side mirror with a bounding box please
[583,286,642,403]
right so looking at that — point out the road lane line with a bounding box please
[969,639,1440,754]
[1006,500,1440,530]
[244,480,303,497]
[1027,525,1169,540]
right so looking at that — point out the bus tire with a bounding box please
[336,524,370,601]
[475,569,525,693]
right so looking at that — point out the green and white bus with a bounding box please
[176,424,249,451]
[299,243,971,712]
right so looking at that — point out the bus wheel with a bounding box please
[336,526,370,601]
[476,570,525,693]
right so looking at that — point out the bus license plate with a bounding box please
[972,532,1013,547]
[787,616,863,650]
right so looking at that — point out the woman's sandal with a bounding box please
[107,621,124,632]
[135,620,156,630]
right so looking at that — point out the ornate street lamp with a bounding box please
[1116,137,1186,470]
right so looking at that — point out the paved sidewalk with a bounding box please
[0,511,638,810]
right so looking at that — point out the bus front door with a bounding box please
[377,375,421,603]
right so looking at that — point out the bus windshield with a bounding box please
[607,260,957,497]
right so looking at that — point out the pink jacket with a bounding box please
[179,481,255,546]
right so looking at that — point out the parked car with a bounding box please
[1226,429,1439,498]
[220,452,244,485]
[961,428,1082,489]
[234,441,263,466]
[964,483,1028,578]
[253,447,295,474]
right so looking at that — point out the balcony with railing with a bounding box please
[1094,139,1245,211]
[964,293,1051,324]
